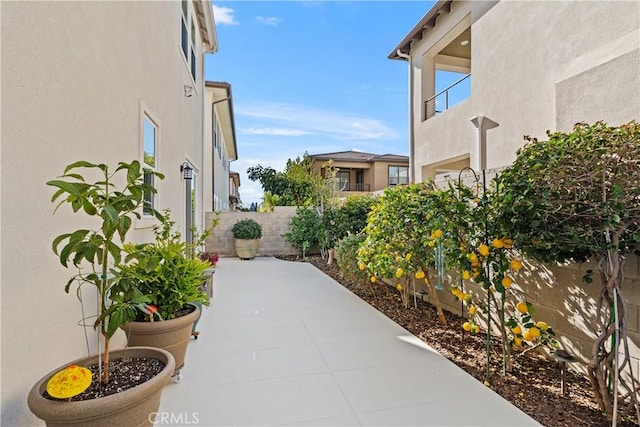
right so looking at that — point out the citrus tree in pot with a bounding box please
[118,211,211,381]
[232,218,262,260]
[29,160,175,426]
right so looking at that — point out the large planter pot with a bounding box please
[235,238,260,259]
[122,304,199,376]
[28,347,174,427]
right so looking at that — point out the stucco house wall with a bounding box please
[1,2,215,424]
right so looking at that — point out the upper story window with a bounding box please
[336,171,350,191]
[143,115,158,216]
[181,1,197,81]
[389,166,409,186]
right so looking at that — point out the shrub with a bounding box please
[336,233,369,287]
[282,207,320,257]
[232,218,262,239]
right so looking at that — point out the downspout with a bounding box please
[397,49,416,183]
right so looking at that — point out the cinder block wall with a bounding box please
[205,207,299,257]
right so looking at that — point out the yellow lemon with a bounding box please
[501,276,513,288]
[492,238,504,249]
[509,259,523,271]
[478,245,490,257]
[516,301,529,314]
[503,238,514,249]
[434,229,443,238]
[405,253,412,261]
[536,321,548,330]
[462,322,472,332]
[415,270,425,280]
[396,284,403,291]
[464,293,473,302]
[514,337,523,348]
[528,326,540,338]
[522,331,533,341]
[428,241,435,247]
[395,255,403,263]
[462,271,471,280]
[511,324,522,335]
[370,276,376,283]
[395,268,404,278]
[468,253,478,262]
[468,305,477,315]
[358,263,365,271]
[472,325,480,334]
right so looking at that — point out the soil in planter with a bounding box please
[281,255,639,427]
[134,304,196,322]
[43,357,165,402]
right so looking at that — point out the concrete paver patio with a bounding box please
[158,257,540,426]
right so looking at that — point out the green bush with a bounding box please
[336,195,375,237]
[336,233,369,287]
[282,207,320,257]
[232,218,262,239]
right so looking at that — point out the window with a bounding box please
[336,171,350,191]
[143,116,158,216]
[389,166,409,186]
[180,1,197,81]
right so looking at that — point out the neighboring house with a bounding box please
[309,150,410,195]
[389,0,639,182]
[229,171,243,211]
[1,2,217,424]
[204,81,239,212]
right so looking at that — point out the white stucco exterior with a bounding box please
[392,0,639,181]
[1,1,216,424]
[204,81,239,212]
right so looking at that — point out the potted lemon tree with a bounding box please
[232,218,262,260]
[28,160,175,426]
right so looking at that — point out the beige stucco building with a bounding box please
[309,150,410,196]
[389,0,640,376]
[204,81,239,212]
[1,1,217,424]
[389,0,639,181]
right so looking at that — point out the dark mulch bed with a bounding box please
[279,254,637,427]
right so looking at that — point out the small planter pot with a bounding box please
[28,347,174,427]
[122,304,200,377]
[235,238,260,259]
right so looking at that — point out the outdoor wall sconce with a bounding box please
[184,85,194,98]
[180,162,193,180]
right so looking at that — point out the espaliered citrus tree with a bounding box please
[496,121,640,421]
[427,183,555,379]
[357,182,447,325]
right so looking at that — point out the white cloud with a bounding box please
[242,127,311,137]
[236,102,399,141]
[212,5,238,26]
[255,16,282,26]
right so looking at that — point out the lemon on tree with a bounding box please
[509,259,523,271]
[501,276,513,288]
[478,244,490,257]
[516,301,529,313]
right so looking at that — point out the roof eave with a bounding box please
[388,0,452,60]
[205,81,238,161]
[196,0,218,53]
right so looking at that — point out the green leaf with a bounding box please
[63,160,96,174]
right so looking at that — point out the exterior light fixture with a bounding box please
[460,40,469,46]
[184,85,194,97]
[180,163,193,180]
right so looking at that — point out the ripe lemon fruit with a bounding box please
[358,263,365,271]
[509,259,523,271]
[503,238,514,249]
[522,331,533,341]
[396,284,403,291]
[395,268,404,278]
[370,276,376,283]
[514,337,523,348]
[536,321,548,330]
[405,253,412,261]
[469,305,477,315]
[415,270,425,279]
[528,326,541,338]
[501,276,513,288]
[478,245,490,257]
[395,255,403,263]
[434,229,443,238]
[468,253,478,262]
[462,270,471,280]
[472,325,480,334]
[511,324,522,335]
[492,238,504,249]
[462,322,472,332]
[516,301,528,313]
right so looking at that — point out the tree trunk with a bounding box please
[424,273,447,325]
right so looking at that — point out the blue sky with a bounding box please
[205,1,435,206]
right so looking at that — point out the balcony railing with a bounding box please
[424,73,471,120]
[336,183,370,192]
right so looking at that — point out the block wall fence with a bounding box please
[204,207,640,376]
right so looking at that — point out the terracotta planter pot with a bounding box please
[235,238,259,259]
[122,305,199,375]
[28,347,174,427]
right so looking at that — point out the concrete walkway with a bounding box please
[158,257,539,426]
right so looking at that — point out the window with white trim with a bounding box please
[180,1,197,81]
[143,115,158,216]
